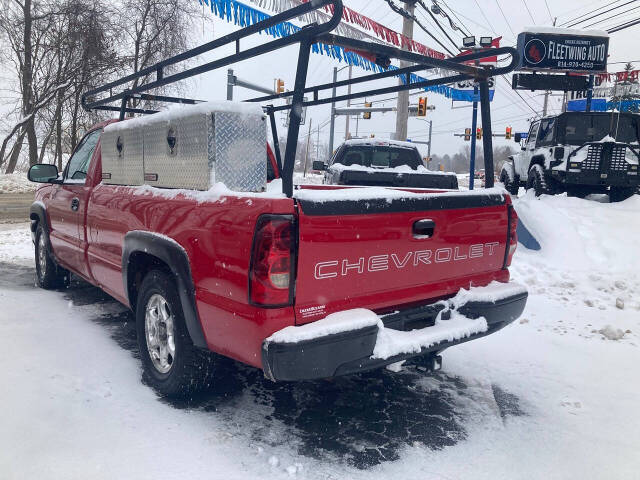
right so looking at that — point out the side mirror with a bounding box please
[28,164,60,183]
[514,133,522,143]
[312,160,326,171]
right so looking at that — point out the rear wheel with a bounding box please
[499,164,519,196]
[34,224,69,289]
[609,186,636,203]
[136,269,215,397]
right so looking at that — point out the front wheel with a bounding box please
[136,269,215,397]
[34,224,69,289]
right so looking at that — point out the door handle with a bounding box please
[71,197,80,212]
[413,219,435,238]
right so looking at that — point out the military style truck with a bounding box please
[500,112,640,201]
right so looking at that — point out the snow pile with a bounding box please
[0,173,36,194]
[0,224,33,263]
[597,325,626,341]
[514,191,640,274]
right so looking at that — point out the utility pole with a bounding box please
[394,0,416,141]
[542,17,557,117]
[328,67,337,157]
[316,124,320,166]
[345,65,352,140]
[469,84,479,190]
[427,120,432,160]
[227,69,234,101]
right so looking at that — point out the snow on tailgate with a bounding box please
[294,185,507,203]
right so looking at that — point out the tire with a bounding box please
[136,269,215,397]
[609,186,636,203]
[34,224,69,289]
[499,164,519,196]
[526,164,558,197]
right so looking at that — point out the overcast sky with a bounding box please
[189,0,639,158]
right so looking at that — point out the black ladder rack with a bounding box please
[82,0,519,197]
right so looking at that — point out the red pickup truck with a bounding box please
[27,109,527,396]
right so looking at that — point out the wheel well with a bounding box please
[529,155,546,171]
[126,252,173,311]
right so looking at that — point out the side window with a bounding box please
[64,130,101,183]
[527,122,540,148]
[537,118,556,146]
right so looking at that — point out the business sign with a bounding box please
[516,29,609,73]
[512,73,590,92]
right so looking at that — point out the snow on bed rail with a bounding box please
[108,182,286,203]
[294,185,506,203]
[104,100,264,132]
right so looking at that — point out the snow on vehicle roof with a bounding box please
[522,26,609,37]
[343,138,417,149]
[104,100,264,132]
[329,163,457,176]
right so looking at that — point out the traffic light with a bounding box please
[417,97,427,116]
[363,102,372,119]
[476,127,482,140]
[505,126,512,140]
[464,128,471,141]
[276,79,285,94]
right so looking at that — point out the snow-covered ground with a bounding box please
[1,192,639,479]
[0,172,36,194]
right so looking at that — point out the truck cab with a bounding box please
[501,112,640,201]
[315,139,458,190]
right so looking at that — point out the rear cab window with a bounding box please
[335,145,422,170]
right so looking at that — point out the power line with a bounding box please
[608,16,640,31]
[559,0,624,26]
[494,0,516,37]
[417,0,462,52]
[472,0,498,35]
[561,0,630,27]
[583,5,640,27]
[438,0,471,37]
[543,0,554,23]
[521,0,536,24]
[382,0,457,56]
[567,0,638,27]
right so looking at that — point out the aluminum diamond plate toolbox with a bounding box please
[142,107,267,192]
[101,126,144,185]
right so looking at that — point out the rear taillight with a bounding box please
[504,204,518,268]
[249,215,296,306]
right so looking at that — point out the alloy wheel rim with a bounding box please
[144,293,176,374]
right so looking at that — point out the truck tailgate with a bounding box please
[339,169,458,189]
[293,187,509,324]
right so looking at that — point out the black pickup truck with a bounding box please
[314,139,458,189]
